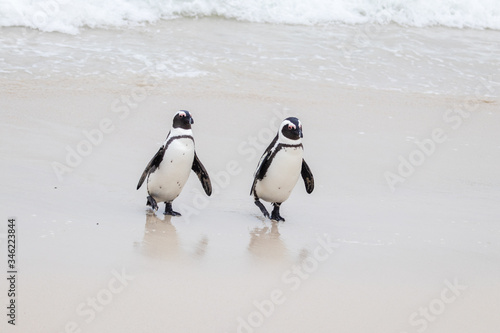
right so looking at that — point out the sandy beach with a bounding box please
[1,9,500,333]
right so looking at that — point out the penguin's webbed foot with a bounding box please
[164,210,182,216]
[254,200,270,219]
[164,202,181,216]
[271,203,285,222]
[146,195,158,211]
[271,212,285,222]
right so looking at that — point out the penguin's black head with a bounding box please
[172,110,194,129]
[281,117,303,140]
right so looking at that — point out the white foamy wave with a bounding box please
[0,0,499,34]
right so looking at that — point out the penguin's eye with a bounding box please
[288,124,295,130]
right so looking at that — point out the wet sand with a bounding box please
[1,82,499,333]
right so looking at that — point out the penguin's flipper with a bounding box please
[192,152,212,196]
[137,145,166,190]
[250,135,278,195]
[301,159,314,194]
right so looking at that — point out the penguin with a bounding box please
[250,117,314,221]
[137,110,212,216]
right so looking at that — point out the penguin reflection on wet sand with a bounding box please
[141,213,180,259]
[250,117,314,221]
[248,222,287,260]
[141,213,208,260]
[137,111,212,216]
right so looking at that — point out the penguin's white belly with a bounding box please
[256,146,303,203]
[147,138,195,203]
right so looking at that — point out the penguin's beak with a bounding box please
[190,117,194,125]
[298,128,303,138]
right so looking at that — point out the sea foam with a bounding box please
[0,0,499,34]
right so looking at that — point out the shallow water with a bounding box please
[1,18,499,97]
